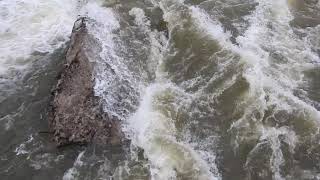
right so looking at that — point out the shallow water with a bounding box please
[0,0,320,179]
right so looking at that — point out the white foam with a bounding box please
[85,3,138,120]
[14,135,34,155]
[172,0,320,178]
[120,3,222,179]
[0,0,81,75]
[189,6,232,50]
[129,8,151,32]
[125,83,219,180]
[238,0,319,96]
[259,126,297,180]
[129,7,167,80]
[183,0,319,115]
[233,0,320,178]
[63,151,85,180]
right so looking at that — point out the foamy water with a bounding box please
[1,0,320,179]
[0,0,81,76]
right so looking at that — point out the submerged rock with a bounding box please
[49,18,121,147]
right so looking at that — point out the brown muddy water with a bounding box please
[0,0,320,180]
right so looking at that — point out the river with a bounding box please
[0,0,320,179]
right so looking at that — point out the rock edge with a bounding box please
[49,18,121,147]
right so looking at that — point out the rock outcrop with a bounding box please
[49,18,121,147]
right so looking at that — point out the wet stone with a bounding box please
[48,18,122,147]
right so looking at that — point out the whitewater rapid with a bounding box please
[1,0,320,179]
[0,0,81,77]
[67,0,320,179]
[122,0,320,179]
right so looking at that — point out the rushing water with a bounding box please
[0,0,320,179]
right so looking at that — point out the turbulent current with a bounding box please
[0,0,320,180]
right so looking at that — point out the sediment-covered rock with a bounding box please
[49,18,121,147]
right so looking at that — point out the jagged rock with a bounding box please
[49,17,121,147]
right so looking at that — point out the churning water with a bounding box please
[0,0,320,180]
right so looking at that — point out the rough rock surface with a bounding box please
[49,18,121,147]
